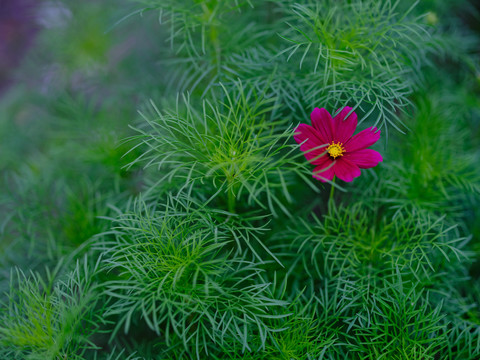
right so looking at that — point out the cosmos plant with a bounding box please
[0,1,480,360]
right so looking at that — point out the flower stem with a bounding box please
[329,177,336,203]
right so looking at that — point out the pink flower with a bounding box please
[294,107,383,182]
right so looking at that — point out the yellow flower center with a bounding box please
[326,142,345,159]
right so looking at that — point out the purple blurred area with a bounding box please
[0,0,38,94]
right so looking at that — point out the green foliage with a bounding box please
[134,0,454,133]
[129,0,264,94]
[287,202,468,280]
[0,259,102,359]
[277,0,434,131]
[270,200,476,359]
[133,0,253,53]
[350,277,448,359]
[0,0,479,359]
[354,88,480,221]
[127,82,316,216]
[101,195,288,356]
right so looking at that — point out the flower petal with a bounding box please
[344,149,383,169]
[313,158,335,182]
[333,158,361,182]
[311,153,330,165]
[294,124,327,163]
[334,106,358,143]
[311,107,334,143]
[344,127,381,152]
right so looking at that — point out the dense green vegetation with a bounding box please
[0,0,479,359]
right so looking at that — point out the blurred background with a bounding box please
[0,0,166,287]
[0,0,159,170]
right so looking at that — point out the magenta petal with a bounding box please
[333,158,361,182]
[311,107,334,143]
[294,124,327,163]
[334,106,357,144]
[311,153,330,165]
[344,127,381,152]
[344,149,383,169]
[313,160,335,182]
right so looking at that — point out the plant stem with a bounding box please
[228,185,236,213]
[329,177,336,203]
[202,2,221,71]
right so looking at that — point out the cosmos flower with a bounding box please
[294,107,383,182]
